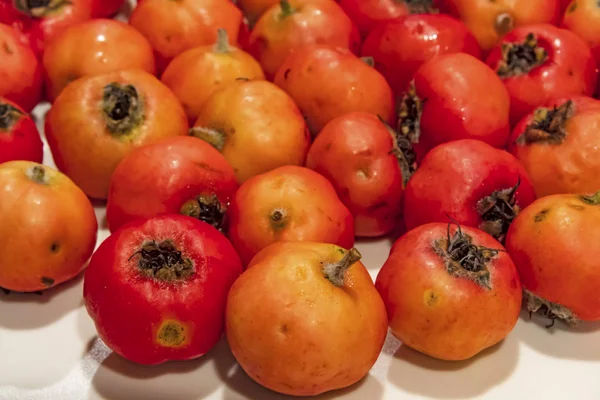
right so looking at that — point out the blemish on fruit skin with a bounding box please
[534,208,550,222]
[284,68,291,80]
[568,204,585,211]
[41,277,54,287]
[157,321,187,348]
[424,290,439,307]
[3,42,12,55]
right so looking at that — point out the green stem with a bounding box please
[580,191,600,205]
[213,28,231,54]
[279,0,296,18]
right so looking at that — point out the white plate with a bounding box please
[2,4,600,398]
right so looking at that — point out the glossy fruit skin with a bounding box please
[335,0,409,38]
[192,80,310,183]
[247,0,361,79]
[0,98,43,163]
[438,0,560,51]
[161,38,265,125]
[106,136,238,233]
[559,0,572,14]
[91,0,124,17]
[42,19,156,102]
[404,140,536,238]
[306,112,405,237]
[562,0,600,85]
[376,223,522,361]
[0,23,43,112]
[506,192,600,321]
[361,14,481,98]
[273,45,395,136]
[236,0,279,25]
[0,0,93,58]
[508,96,600,197]
[129,0,243,74]
[84,214,243,365]
[486,24,598,126]
[226,241,388,396]
[45,69,188,200]
[227,165,354,266]
[405,53,510,161]
[0,161,97,292]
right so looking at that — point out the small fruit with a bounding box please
[376,222,522,361]
[227,165,354,266]
[161,29,265,125]
[0,162,97,292]
[486,24,598,125]
[273,44,395,135]
[45,69,188,200]
[84,214,243,365]
[508,96,600,197]
[0,23,43,112]
[226,241,387,396]
[191,80,310,183]
[0,97,43,164]
[106,136,238,233]
[506,191,600,325]
[306,112,410,237]
[42,18,156,102]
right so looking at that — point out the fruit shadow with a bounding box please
[90,337,235,400]
[213,341,385,400]
[0,273,84,330]
[516,310,600,361]
[386,330,520,399]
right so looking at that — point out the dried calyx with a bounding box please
[188,127,227,151]
[323,248,362,287]
[102,83,144,136]
[403,0,438,14]
[129,240,194,282]
[180,194,227,232]
[494,13,514,36]
[15,0,67,17]
[477,179,521,243]
[525,290,578,328]
[433,223,499,290]
[25,165,49,185]
[381,117,416,187]
[518,100,574,145]
[497,33,548,78]
[580,191,600,206]
[397,82,423,146]
[0,103,21,131]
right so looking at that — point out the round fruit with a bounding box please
[84,214,243,365]
[398,52,510,162]
[91,0,124,17]
[227,165,354,266]
[0,161,97,292]
[508,96,600,197]
[42,18,156,102]
[226,241,387,396]
[129,0,243,73]
[506,191,600,325]
[376,222,522,361]
[486,24,598,125]
[190,80,310,183]
[273,44,395,136]
[361,14,481,97]
[404,139,536,243]
[0,23,43,112]
[247,0,361,79]
[0,97,43,164]
[45,69,188,200]
[106,136,238,233]
[161,29,265,125]
[306,112,410,237]
[438,0,560,51]
[236,0,279,25]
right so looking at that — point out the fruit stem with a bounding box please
[279,0,296,18]
[494,12,514,36]
[360,57,375,67]
[323,248,362,287]
[213,28,231,54]
[0,103,21,131]
[189,127,226,151]
[25,165,49,185]
[580,191,600,205]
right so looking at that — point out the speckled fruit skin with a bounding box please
[376,222,522,361]
[226,241,388,396]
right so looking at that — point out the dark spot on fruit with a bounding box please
[426,291,438,306]
[157,321,186,347]
[568,2,578,12]
[284,68,291,80]
[280,324,289,333]
[165,35,172,42]
[3,42,12,55]
[307,66,313,73]
[368,202,387,211]
[50,242,60,253]
[568,69,574,77]
[324,142,332,151]
[534,208,550,222]
[41,277,54,287]
[568,204,585,211]
[235,77,250,82]
[415,23,424,35]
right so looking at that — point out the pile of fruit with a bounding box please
[1,0,600,396]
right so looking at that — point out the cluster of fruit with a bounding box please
[1,0,600,397]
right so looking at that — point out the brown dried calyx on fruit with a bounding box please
[433,222,500,290]
[102,83,144,136]
[518,100,574,145]
[0,103,21,131]
[380,116,416,187]
[525,290,578,328]
[477,179,521,243]
[404,0,438,14]
[497,33,548,78]
[180,194,227,232]
[15,0,69,17]
[129,240,194,282]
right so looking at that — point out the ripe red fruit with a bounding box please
[91,0,124,17]
[376,222,522,360]
[84,214,243,365]
[398,53,510,162]
[486,24,598,125]
[0,97,43,164]
[361,14,481,97]
[0,23,43,112]
[404,139,536,243]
